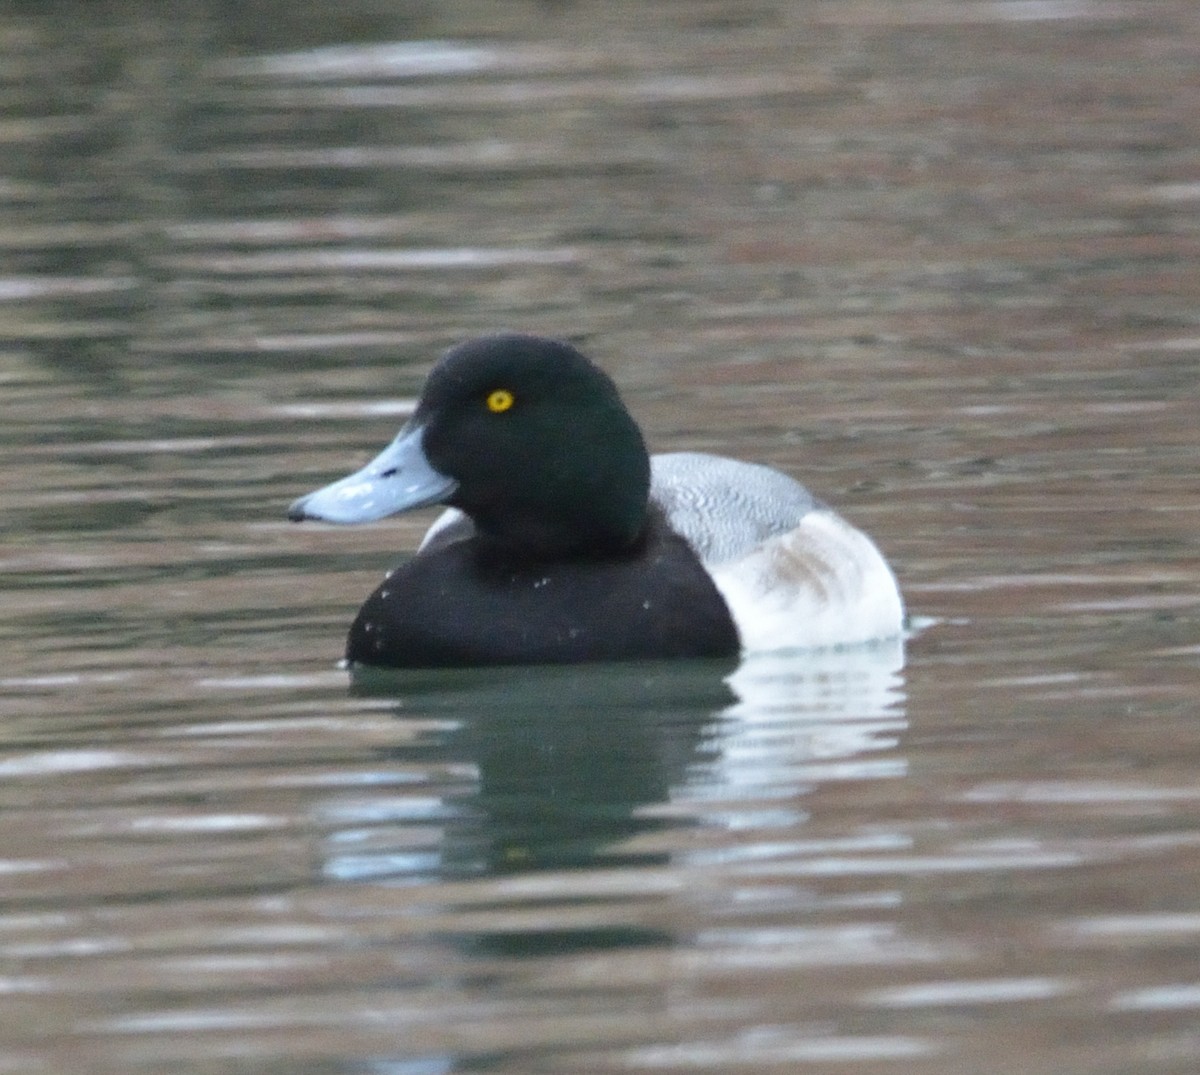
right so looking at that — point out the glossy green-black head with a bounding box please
[289,334,651,558]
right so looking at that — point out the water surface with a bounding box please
[3,2,1200,1072]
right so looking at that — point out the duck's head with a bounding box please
[288,334,651,558]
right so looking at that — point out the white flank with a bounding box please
[709,509,904,651]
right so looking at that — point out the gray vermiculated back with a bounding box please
[649,452,819,566]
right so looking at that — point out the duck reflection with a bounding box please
[327,644,906,954]
[340,659,737,880]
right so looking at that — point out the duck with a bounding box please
[288,333,904,668]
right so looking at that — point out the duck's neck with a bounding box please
[465,443,650,561]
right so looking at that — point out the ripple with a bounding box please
[214,41,498,80]
[628,1028,937,1066]
[165,245,578,274]
[867,977,1072,1007]
[1111,984,1200,1011]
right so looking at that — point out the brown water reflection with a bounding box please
[3,1,1200,1072]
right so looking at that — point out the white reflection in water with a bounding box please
[324,852,443,882]
[271,400,416,419]
[124,814,282,834]
[323,798,456,825]
[628,1028,936,1065]
[0,859,62,875]
[962,782,1200,804]
[683,832,909,867]
[684,640,907,805]
[991,0,1102,20]
[214,41,498,80]
[866,977,1072,1007]
[1064,913,1200,938]
[1111,984,1200,1011]
[0,748,166,778]
[738,848,1087,877]
[0,975,48,994]
[365,1060,455,1075]
[193,673,346,691]
[98,1008,285,1032]
[169,246,577,274]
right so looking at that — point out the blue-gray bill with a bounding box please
[288,424,457,524]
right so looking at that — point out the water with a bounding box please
[3,1,1200,1072]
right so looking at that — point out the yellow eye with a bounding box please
[486,389,515,413]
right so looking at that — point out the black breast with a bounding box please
[345,516,739,668]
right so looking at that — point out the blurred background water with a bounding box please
[2,1,1200,1072]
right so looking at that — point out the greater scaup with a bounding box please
[288,333,904,667]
